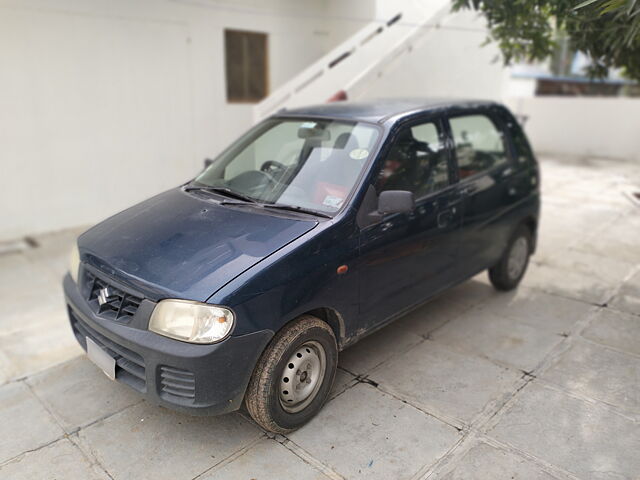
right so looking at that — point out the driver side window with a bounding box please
[376,121,450,198]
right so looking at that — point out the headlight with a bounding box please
[69,244,80,283]
[149,300,234,344]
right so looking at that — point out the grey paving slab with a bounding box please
[370,341,521,424]
[330,367,357,398]
[435,441,566,480]
[430,309,567,372]
[76,402,262,480]
[609,270,640,316]
[0,438,108,480]
[573,220,640,264]
[475,288,594,332]
[540,339,640,413]
[393,295,473,338]
[439,277,503,309]
[339,322,423,375]
[0,315,83,381]
[536,248,635,291]
[582,308,640,355]
[26,356,141,433]
[489,382,640,480]
[23,226,86,280]
[202,438,329,480]
[290,383,460,480]
[0,381,64,464]
[520,262,614,305]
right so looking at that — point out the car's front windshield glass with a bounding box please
[194,118,380,215]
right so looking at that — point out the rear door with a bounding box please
[445,110,518,277]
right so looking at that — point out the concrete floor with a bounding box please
[0,156,639,480]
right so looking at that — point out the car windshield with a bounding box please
[194,118,380,214]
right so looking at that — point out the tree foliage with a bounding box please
[452,0,640,81]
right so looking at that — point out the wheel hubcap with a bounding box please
[279,341,326,413]
[507,236,528,280]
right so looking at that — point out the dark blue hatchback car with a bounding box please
[64,99,539,433]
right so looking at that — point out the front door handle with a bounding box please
[437,208,455,228]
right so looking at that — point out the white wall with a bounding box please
[357,10,509,101]
[506,97,640,161]
[0,0,373,241]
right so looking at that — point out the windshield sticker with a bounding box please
[322,195,344,209]
[349,148,369,160]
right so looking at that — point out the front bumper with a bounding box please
[63,274,273,415]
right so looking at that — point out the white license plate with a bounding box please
[86,337,116,380]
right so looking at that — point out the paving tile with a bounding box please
[0,438,108,480]
[582,308,640,355]
[0,381,64,463]
[339,322,423,375]
[476,288,593,332]
[330,367,357,398]
[573,221,640,264]
[609,271,640,316]
[394,295,472,338]
[435,441,566,480]
[370,341,521,424]
[540,340,640,413]
[489,383,640,479]
[202,439,328,479]
[77,402,262,480]
[26,356,141,433]
[431,309,566,372]
[536,248,635,290]
[520,262,614,305]
[0,316,83,381]
[290,383,460,480]
[23,227,87,280]
[440,277,502,309]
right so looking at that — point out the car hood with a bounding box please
[78,188,318,301]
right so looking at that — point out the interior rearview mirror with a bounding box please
[378,190,414,215]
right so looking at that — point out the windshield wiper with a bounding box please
[262,204,332,219]
[184,185,257,203]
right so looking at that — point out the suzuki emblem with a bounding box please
[97,287,114,306]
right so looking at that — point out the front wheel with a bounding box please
[244,315,337,433]
[489,225,532,291]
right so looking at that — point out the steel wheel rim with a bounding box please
[507,236,528,280]
[279,340,326,413]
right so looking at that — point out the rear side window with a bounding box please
[450,114,508,179]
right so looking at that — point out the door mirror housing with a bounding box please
[204,158,214,168]
[378,190,414,215]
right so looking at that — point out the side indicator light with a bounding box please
[337,265,348,275]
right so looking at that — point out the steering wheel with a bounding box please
[260,160,287,178]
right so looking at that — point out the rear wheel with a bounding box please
[489,225,532,291]
[245,315,337,433]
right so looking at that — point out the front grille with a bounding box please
[85,270,142,322]
[159,366,196,401]
[69,308,146,393]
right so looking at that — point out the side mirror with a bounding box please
[204,158,214,168]
[377,190,414,215]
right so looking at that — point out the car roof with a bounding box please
[276,98,501,124]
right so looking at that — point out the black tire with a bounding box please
[244,315,337,434]
[489,225,532,291]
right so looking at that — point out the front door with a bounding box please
[357,118,462,330]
